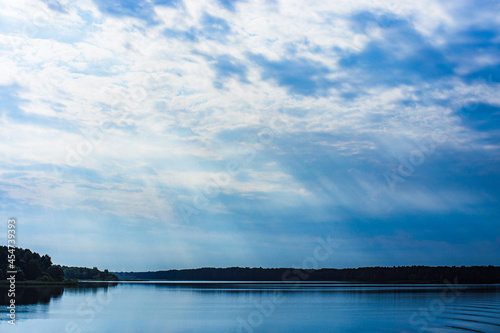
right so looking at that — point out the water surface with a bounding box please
[1,282,499,332]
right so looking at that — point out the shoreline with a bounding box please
[0,280,78,286]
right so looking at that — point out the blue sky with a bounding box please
[0,0,499,271]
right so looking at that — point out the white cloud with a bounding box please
[0,0,498,226]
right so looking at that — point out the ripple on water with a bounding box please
[433,299,500,333]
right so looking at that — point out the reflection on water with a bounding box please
[0,282,119,306]
[0,286,66,306]
[0,282,498,332]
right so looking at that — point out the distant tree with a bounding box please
[25,260,42,280]
[47,265,65,281]
[22,249,33,263]
[61,266,118,281]
[13,265,26,281]
[40,255,52,271]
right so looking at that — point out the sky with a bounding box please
[0,0,499,272]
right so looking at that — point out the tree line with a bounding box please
[3,245,498,283]
[0,246,117,282]
[0,246,64,282]
[62,266,118,281]
[115,266,500,283]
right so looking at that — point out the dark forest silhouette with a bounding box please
[116,266,500,283]
[0,246,117,282]
[0,246,64,282]
[2,246,499,283]
[62,266,118,281]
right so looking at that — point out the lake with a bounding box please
[1,282,499,332]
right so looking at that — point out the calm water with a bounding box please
[1,282,499,332]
